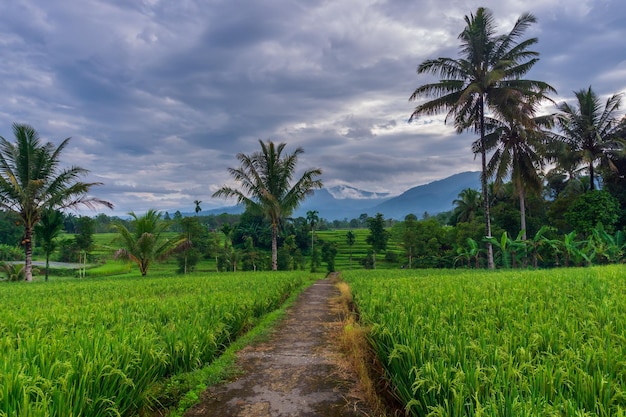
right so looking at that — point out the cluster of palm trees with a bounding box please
[410,7,626,269]
[0,123,113,281]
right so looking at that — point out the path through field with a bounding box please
[184,277,378,417]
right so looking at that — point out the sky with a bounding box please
[0,0,624,216]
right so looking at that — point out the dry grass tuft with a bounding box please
[331,276,400,417]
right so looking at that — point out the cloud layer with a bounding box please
[0,0,624,215]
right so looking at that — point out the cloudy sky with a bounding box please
[0,0,624,216]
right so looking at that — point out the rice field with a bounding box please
[343,266,626,417]
[0,272,311,417]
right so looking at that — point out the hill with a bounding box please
[368,171,481,219]
[203,171,482,221]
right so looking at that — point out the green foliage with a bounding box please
[564,190,620,235]
[345,266,626,416]
[0,272,310,416]
[0,210,22,246]
[113,209,187,276]
[321,241,338,272]
[366,213,390,268]
[0,262,26,281]
[0,244,24,261]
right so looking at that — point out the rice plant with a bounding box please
[0,271,309,416]
[343,266,626,417]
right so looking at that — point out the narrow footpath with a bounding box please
[184,278,379,417]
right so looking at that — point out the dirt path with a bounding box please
[184,278,378,417]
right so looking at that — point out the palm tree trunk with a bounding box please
[45,253,50,281]
[24,226,33,282]
[589,161,596,191]
[271,223,278,271]
[519,182,527,241]
[479,97,495,269]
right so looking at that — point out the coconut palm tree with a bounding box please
[213,140,322,270]
[409,7,555,268]
[0,123,113,281]
[306,209,319,255]
[555,86,626,190]
[113,209,187,276]
[480,94,554,239]
[452,188,482,223]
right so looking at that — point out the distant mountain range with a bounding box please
[205,171,481,220]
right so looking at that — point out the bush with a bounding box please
[0,244,24,261]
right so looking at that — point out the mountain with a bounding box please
[204,171,482,221]
[326,185,391,199]
[294,188,389,220]
[368,171,481,219]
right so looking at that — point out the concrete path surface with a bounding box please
[184,278,378,417]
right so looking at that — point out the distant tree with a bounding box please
[452,188,482,224]
[310,247,321,272]
[400,214,419,268]
[306,209,319,255]
[0,123,112,281]
[194,200,202,216]
[366,213,390,269]
[34,209,64,281]
[321,241,338,273]
[213,140,322,270]
[345,230,356,269]
[113,210,187,276]
[0,210,22,246]
[74,216,96,255]
[564,190,620,235]
[176,216,206,274]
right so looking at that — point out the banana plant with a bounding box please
[561,231,586,267]
[454,237,483,268]
[485,231,525,268]
[591,225,626,264]
[526,225,555,268]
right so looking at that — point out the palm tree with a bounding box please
[345,230,356,269]
[34,208,64,281]
[452,188,482,223]
[555,87,626,190]
[480,94,554,239]
[213,140,322,270]
[306,209,319,256]
[113,209,187,276]
[0,123,113,281]
[409,7,555,268]
[194,200,202,216]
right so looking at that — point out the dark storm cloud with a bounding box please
[0,0,624,215]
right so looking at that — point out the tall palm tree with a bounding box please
[306,209,319,255]
[409,7,555,268]
[480,94,554,240]
[555,86,626,190]
[0,123,113,281]
[113,209,187,276]
[452,188,482,223]
[213,140,322,270]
